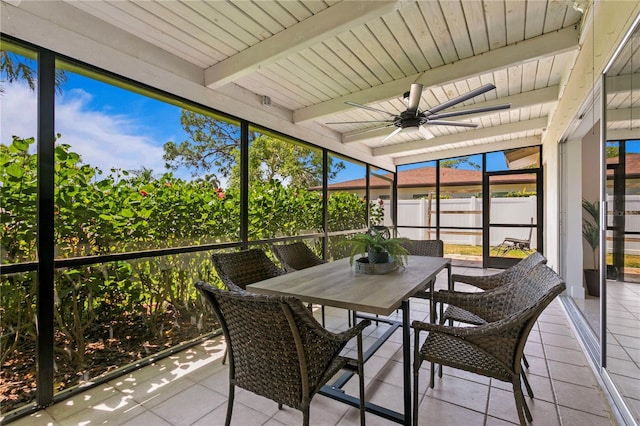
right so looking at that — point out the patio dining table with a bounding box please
[247,255,451,425]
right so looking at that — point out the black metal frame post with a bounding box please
[36,49,56,408]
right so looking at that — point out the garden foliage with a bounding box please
[0,136,372,403]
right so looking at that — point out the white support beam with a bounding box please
[607,74,640,94]
[294,27,578,123]
[204,1,401,89]
[543,0,640,145]
[373,117,548,156]
[607,107,640,122]
[607,128,639,140]
[393,136,541,165]
[343,86,559,143]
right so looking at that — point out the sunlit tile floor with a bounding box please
[13,267,618,425]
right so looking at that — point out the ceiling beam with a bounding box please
[543,0,640,145]
[294,27,578,123]
[607,107,640,122]
[607,128,639,140]
[607,74,640,94]
[393,136,541,165]
[204,1,401,89]
[373,117,548,156]
[342,85,559,143]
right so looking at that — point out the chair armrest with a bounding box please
[332,319,371,342]
[431,286,514,319]
[451,272,509,290]
[290,298,371,343]
[412,311,527,339]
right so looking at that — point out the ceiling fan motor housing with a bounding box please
[395,110,427,129]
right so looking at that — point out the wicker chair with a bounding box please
[271,241,326,272]
[400,239,444,302]
[211,248,285,292]
[412,263,565,425]
[195,282,370,426]
[443,251,547,326]
[272,242,330,326]
[438,251,547,393]
[211,248,285,363]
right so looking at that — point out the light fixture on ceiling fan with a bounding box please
[326,83,511,142]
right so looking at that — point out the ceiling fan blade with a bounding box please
[344,122,396,136]
[345,101,398,117]
[418,126,435,140]
[427,103,511,120]
[427,120,478,128]
[407,83,423,113]
[326,119,395,124]
[426,83,497,115]
[381,127,403,143]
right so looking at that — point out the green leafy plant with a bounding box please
[582,199,599,270]
[344,228,409,266]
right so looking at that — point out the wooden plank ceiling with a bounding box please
[57,1,586,165]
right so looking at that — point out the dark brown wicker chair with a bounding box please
[412,263,565,425]
[195,282,370,426]
[211,248,285,292]
[272,242,329,325]
[271,241,326,272]
[444,251,547,326]
[438,251,547,394]
[400,239,444,302]
[211,248,285,363]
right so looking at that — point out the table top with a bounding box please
[247,255,450,316]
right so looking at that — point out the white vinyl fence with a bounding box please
[382,195,640,254]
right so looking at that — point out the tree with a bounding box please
[163,110,344,188]
[606,144,619,159]
[163,110,239,184]
[0,49,66,94]
[440,156,480,170]
[228,134,329,188]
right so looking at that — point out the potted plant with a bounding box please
[345,227,410,267]
[582,199,600,297]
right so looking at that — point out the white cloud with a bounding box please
[1,83,36,144]
[1,83,167,175]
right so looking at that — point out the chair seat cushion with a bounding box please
[420,332,513,383]
[441,305,486,325]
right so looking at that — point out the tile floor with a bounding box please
[570,277,640,423]
[12,267,619,425]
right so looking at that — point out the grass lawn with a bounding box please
[443,243,640,268]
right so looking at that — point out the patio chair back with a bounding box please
[401,239,443,257]
[400,240,444,302]
[195,281,369,426]
[452,250,547,291]
[211,248,284,291]
[271,242,326,272]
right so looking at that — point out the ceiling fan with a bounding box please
[327,83,511,142]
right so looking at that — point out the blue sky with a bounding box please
[3,61,637,186]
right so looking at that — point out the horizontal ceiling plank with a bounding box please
[204,0,401,89]
[607,74,640,93]
[342,86,558,144]
[608,128,639,140]
[373,117,548,156]
[394,136,541,165]
[294,26,578,122]
[607,107,640,122]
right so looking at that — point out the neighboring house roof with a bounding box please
[327,153,640,190]
[610,152,640,177]
[328,166,534,190]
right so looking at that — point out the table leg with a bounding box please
[401,299,412,426]
[429,276,436,324]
